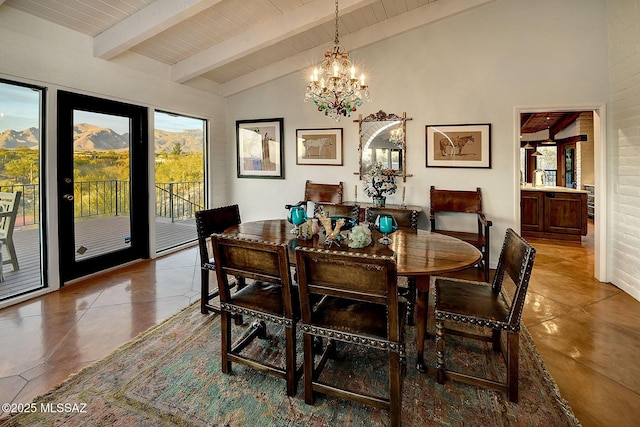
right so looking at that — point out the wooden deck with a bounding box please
[0,216,197,301]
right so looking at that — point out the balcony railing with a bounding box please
[156,181,205,222]
[0,180,205,227]
[0,183,39,227]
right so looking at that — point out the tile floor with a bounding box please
[0,227,639,426]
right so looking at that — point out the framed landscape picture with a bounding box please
[296,128,343,166]
[236,118,284,178]
[426,123,491,168]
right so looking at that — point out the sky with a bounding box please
[0,83,40,132]
[0,82,204,134]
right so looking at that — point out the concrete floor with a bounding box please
[0,225,638,426]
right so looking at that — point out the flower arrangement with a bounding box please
[348,224,372,248]
[363,162,397,198]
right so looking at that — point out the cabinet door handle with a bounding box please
[546,192,555,198]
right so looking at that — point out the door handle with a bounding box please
[63,194,74,201]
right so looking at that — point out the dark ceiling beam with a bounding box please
[549,112,582,138]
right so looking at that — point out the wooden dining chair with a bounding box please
[430,186,493,282]
[365,206,419,325]
[314,202,360,221]
[433,228,536,402]
[195,205,243,315]
[211,234,300,396]
[295,247,406,427]
[285,180,344,211]
[364,207,419,231]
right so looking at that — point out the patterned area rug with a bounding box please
[1,303,580,426]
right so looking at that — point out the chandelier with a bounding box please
[304,0,370,121]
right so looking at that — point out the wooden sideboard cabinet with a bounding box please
[521,187,588,241]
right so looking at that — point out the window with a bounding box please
[535,146,557,186]
[154,111,207,252]
[0,79,46,300]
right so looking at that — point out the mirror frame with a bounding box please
[355,110,413,182]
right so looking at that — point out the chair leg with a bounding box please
[507,332,520,403]
[200,269,210,314]
[389,350,402,427]
[285,324,297,397]
[492,328,501,352]
[483,257,490,282]
[303,333,315,404]
[220,311,232,373]
[435,319,446,384]
[232,277,245,325]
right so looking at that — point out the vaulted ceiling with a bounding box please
[1,0,495,96]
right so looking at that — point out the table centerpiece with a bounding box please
[363,161,397,207]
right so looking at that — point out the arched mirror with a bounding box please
[356,110,412,182]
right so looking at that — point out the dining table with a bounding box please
[223,219,482,373]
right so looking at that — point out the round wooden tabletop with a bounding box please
[223,218,482,373]
[223,219,481,278]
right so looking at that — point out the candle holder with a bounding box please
[374,214,398,245]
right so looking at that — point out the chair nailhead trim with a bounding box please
[434,311,520,332]
[221,303,293,327]
[296,246,394,261]
[300,324,405,356]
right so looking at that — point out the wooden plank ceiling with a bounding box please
[1,0,496,95]
[520,112,582,137]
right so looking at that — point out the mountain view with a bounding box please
[0,124,203,152]
[0,127,40,149]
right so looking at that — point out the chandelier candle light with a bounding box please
[304,0,370,121]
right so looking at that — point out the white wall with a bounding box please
[607,0,640,301]
[0,7,227,293]
[226,0,610,269]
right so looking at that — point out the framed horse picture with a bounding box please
[425,123,491,168]
[296,128,343,166]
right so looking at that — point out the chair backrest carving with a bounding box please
[492,228,536,328]
[430,186,482,228]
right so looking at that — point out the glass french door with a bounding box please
[57,91,149,282]
[0,79,46,301]
[564,145,576,189]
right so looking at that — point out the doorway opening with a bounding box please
[516,106,606,282]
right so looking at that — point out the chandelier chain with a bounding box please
[334,0,340,45]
